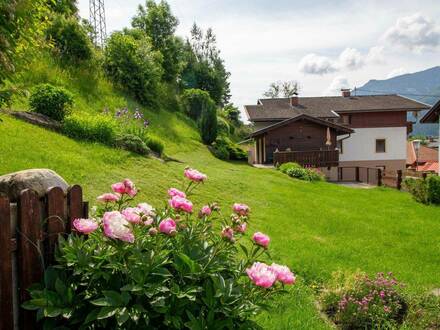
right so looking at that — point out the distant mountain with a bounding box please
[357,66,440,136]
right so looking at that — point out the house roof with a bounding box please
[245,95,430,121]
[406,141,439,165]
[419,161,439,173]
[249,113,354,138]
[420,99,440,123]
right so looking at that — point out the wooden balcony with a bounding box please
[273,150,339,167]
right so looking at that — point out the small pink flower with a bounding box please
[270,263,296,285]
[221,227,234,242]
[201,205,212,216]
[103,211,134,243]
[111,179,137,197]
[246,262,277,288]
[73,218,98,234]
[159,218,177,235]
[233,203,250,216]
[168,196,193,213]
[379,291,385,298]
[137,202,155,215]
[97,193,120,202]
[252,232,270,248]
[121,207,142,224]
[235,222,247,233]
[168,188,186,198]
[184,168,207,182]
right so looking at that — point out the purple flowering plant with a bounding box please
[23,169,295,329]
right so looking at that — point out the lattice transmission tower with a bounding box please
[89,0,107,48]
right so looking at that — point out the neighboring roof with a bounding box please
[420,99,440,123]
[407,141,439,165]
[249,113,354,138]
[419,161,439,173]
[245,95,430,121]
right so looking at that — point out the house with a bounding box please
[406,141,439,173]
[420,99,440,174]
[245,90,430,178]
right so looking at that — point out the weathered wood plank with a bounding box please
[46,187,66,265]
[17,189,43,329]
[0,196,14,330]
[67,185,83,232]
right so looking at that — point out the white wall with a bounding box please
[339,127,407,161]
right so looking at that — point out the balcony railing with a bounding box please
[273,150,339,167]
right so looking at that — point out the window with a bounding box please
[336,140,343,154]
[342,115,352,125]
[376,139,386,153]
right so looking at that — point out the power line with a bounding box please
[354,87,440,98]
[89,0,107,48]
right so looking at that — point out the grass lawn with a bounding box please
[2,113,440,329]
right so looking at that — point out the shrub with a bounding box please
[181,88,214,120]
[115,134,150,155]
[29,83,73,121]
[103,31,163,106]
[62,112,118,145]
[211,136,247,161]
[278,162,302,174]
[404,177,429,204]
[278,162,325,182]
[24,170,295,329]
[145,134,164,156]
[320,271,407,329]
[200,103,218,145]
[427,175,440,204]
[217,116,231,136]
[46,14,94,63]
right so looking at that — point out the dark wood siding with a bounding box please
[339,111,407,128]
[264,119,337,162]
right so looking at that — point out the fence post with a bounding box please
[17,189,44,329]
[397,170,402,190]
[46,187,66,265]
[422,172,428,180]
[355,167,360,182]
[377,169,382,186]
[68,185,83,232]
[0,196,14,330]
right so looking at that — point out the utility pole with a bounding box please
[89,0,107,48]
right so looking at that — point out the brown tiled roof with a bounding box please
[249,113,354,138]
[407,141,438,165]
[420,99,440,123]
[245,95,430,121]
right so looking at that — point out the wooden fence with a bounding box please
[274,150,339,167]
[0,185,88,330]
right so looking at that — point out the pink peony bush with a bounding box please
[24,168,295,329]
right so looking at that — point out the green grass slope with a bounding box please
[3,57,440,328]
[2,114,440,328]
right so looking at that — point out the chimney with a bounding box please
[341,89,351,97]
[290,93,299,106]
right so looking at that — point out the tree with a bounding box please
[182,88,213,120]
[48,0,78,16]
[132,0,184,82]
[103,31,163,106]
[181,24,231,106]
[263,80,300,98]
[200,100,218,144]
[223,103,241,126]
[0,0,49,83]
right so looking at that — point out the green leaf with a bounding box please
[84,308,100,324]
[239,244,248,257]
[116,308,129,326]
[97,306,118,319]
[55,278,67,296]
[90,297,112,307]
[43,306,63,318]
[21,301,41,311]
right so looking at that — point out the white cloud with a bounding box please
[366,46,385,64]
[338,48,364,70]
[383,13,440,51]
[386,67,408,79]
[298,53,337,75]
[324,76,350,96]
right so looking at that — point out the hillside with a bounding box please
[3,55,440,327]
[358,66,440,136]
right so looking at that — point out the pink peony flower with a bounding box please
[246,262,277,288]
[167,188,186,198]
[221,227,234,242]
[184,168,207,182]
[137,202,155,215]
[200,205,212,216]
[73,218,98,234]
[270,263,296,285]
[111,179,137,197]
[233,203,250,216]
[168,196,193,213]
[159,218,177,235]
[121,207,142,224]
[103,211,135,243]
[235,222,247,233]
[252,232,270,248]
[97,193,120,203]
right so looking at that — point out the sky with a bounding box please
[78,0,440,118]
